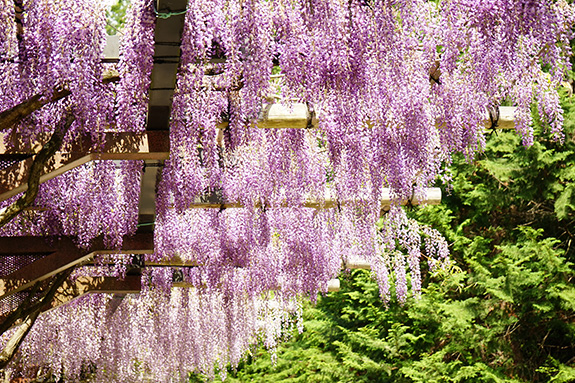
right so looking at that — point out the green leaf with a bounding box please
[555,183,575,220]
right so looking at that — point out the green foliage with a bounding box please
[106,0,129,35]
[220,231,574,382]
[210,91,575,383]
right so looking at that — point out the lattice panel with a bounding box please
[0,159,20,170]
[0,291,28,318]
[0,154,30,170]
[0,288,44,319]
[0,253,52,277]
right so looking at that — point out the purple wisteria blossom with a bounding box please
[1,0,574,380]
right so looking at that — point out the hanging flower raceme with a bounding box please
[116,0,155,133]
[154,206,341,298]
[0,160,142,248]
[5,280,303,382]
[3,0,575,380]
[161,0,573,304]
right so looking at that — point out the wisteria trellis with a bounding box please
[0,0,573,380]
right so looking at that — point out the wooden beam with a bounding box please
[172,277,340,293]
[489,106,515,129]
[345,259,372,270]
[327,278,340,292]
[145,255,198,268]
[0,107,517,156]
[0,129,171,157]
[0,131,169,203]
[250,103,318,130]
[188,187,442,209]
[45,275,141,314]
[3,276,141,329]
[84,255,199,268]
[215,104,517,130]
[0,233,153,299]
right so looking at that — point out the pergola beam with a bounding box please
[345,259,372,270]
[172,277,341,292]
[327,278,340,292]
[188,187,442,209]
[3,276,141,330]
[0,131,169,203]
[44,275,141,314]
[216,104,517,130]
[0,233,153,300]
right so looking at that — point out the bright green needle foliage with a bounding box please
[207,92,575,383]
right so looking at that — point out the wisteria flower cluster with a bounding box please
[0,160,142,248]
[159,0,574,300]
[0,0,153,245]
[3,284,303,381]
[2,0,574,380]
[116,0,155,132]
[0,0,108,143]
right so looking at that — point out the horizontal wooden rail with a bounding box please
[0,130,170,157]
[215,104,517,130]
[102,35,516,131]
[345,259,372,270]
[146,256,198,267]
[172,277,341,293]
